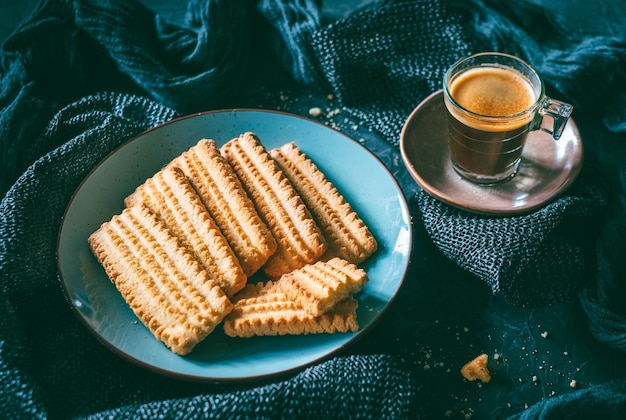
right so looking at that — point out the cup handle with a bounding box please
[531,97,574,140]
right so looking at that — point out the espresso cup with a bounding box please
[443,52,573,185]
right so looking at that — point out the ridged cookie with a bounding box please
[127,139,276,277]
[270,142,377,264]
[88,204,233,355]
[274,257,368,316]
[221,132,327,278]
[124,166,246,297]
[223,281,358,338]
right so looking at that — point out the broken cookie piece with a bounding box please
[461,353,491,383]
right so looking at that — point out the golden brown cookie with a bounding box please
[221,133,327,278]
[125,166,246,297]
[127,139,277,277]
[274,257,368,316]
[88,204,233,355]
[270,142,377,264]
[223,281,358,338]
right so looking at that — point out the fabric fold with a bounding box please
[0,0,249,195]
[257,0,323,86]
[507,379,626,420]
[414,181,606,306]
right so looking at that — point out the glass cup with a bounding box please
[443,52,573,185]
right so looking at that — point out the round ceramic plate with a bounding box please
[57,109,412,381]
[400,90,583,215]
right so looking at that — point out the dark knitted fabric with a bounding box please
[85,354,416,419]
[414,182,605,307]
[310,0,474,147]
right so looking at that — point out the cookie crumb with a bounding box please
[327,108,341,117]
[570,379,578,388]
[308,107,323,117]
[461,353,491,383]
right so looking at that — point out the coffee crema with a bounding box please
[448,66,537,131]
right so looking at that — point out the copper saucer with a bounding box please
[400,90,583,215]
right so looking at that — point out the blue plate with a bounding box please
[56,109,412,381]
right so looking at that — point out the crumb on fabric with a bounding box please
[460,353,491,383]
[308,107,323,117]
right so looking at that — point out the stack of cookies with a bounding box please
[88,132,377,355]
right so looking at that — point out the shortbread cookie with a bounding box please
[125,166,246,296]
[275,257,368,316]
[221,133,327,278]
[127,139,276,277]
[270,142,377,264]
[88,204,233,355]
[223,281,358,338]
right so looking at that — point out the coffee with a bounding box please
[445,65,538,183]
[449,67,537,122]
[443,53,573,185]
[447,116,527,179]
